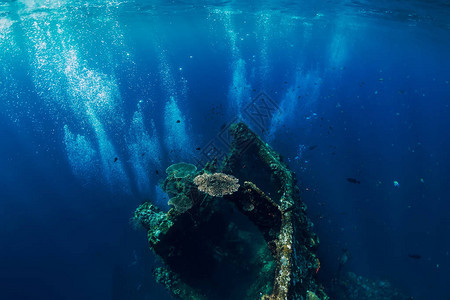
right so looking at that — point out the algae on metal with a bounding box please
[223,122,327,300]
[133,122,328,300]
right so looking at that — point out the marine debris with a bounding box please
[133,122,328,300]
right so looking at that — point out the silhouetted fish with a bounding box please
[176,120,180,123]
[337,249,350,275]
[408,254,421,259]
[114,157,118,162]
[346,178,360,184]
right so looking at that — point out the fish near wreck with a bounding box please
[132,122,329,300]
[346,178,360,184]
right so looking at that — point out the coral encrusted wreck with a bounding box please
[133,123,328,300]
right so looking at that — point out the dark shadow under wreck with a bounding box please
[133,122,328,300]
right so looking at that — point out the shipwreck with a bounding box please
[133,122,328,300]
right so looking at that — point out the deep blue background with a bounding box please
[0,1,449,299]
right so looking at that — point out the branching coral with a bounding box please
[193,172,240,197]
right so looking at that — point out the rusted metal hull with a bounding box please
[133,122,328,300]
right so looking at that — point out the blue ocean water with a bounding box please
[0,0,449,299]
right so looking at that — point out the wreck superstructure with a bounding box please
[133,123,328,300]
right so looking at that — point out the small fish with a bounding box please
[346,178,360,184]
[308,145,318,151]
[339,249,349,266]
[408,254,421,260]
[114,157,118,162]
[337,249,350,275]
[155,170,159,175]
[176,120,180,123]
[196,147,201,151]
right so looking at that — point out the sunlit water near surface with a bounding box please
[0,0,449,299]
